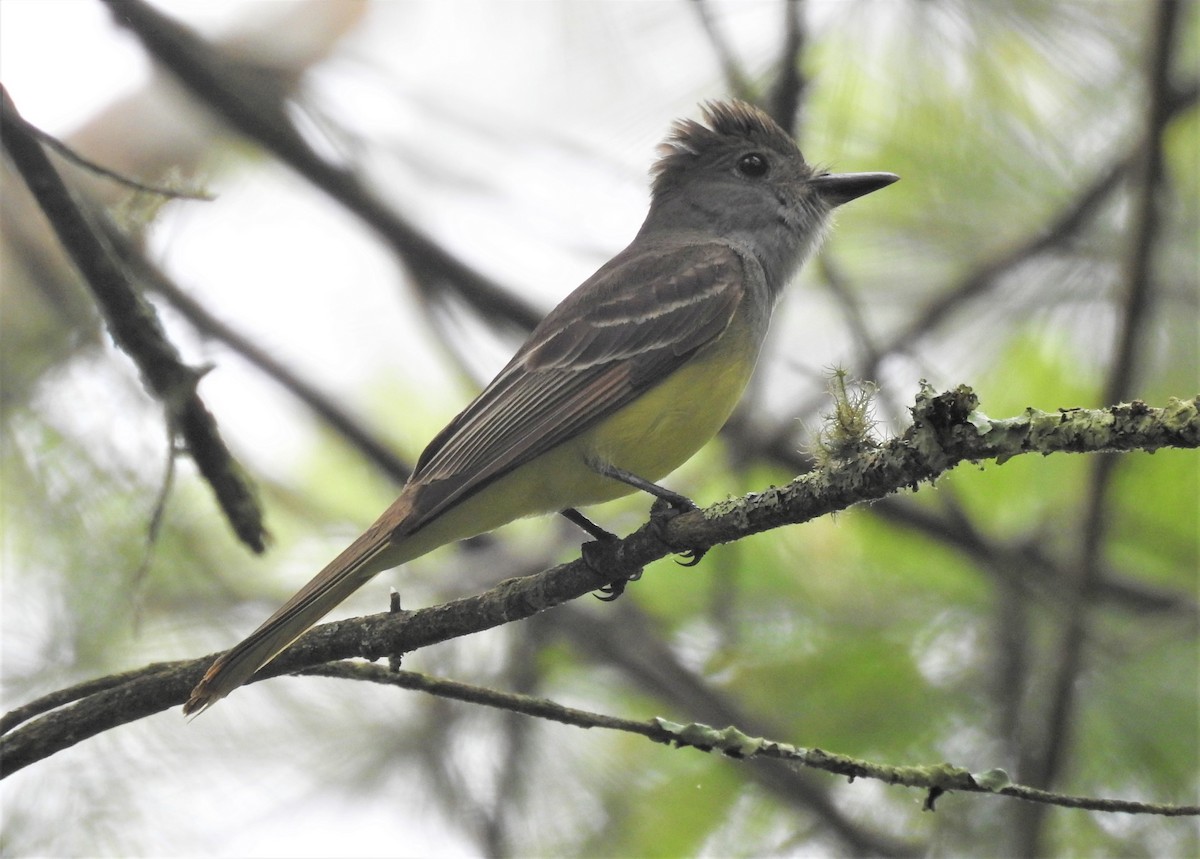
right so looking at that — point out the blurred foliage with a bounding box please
[2,1,1197,857]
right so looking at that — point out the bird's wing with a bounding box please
[401,240,753,533]
[183,241,753,715]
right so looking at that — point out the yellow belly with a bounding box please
[569,313,760,497]
[394,309,763,562]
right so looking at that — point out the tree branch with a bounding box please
[103,226,415,485]
[764,72,1200,457]
[247,662,1200,817]
[2,387,1195,778]
[100,0,543,334]
[0,84,266,552]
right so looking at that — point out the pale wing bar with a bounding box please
[399,243,750,534]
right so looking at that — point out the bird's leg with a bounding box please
[561,507,637,601]
[560,507,616,542]
[584,458,708,568]
[585,460,697,511]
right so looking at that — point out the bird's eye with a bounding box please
[735,152,769,178]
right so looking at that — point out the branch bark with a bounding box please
[0,84,267,553]
[1,386,1196,778]
[305,664,1200,817]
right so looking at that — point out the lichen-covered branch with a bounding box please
[666,385,1199,555]
[279,663,1200,817]
[1,386,1195,778]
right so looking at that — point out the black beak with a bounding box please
[810,171,899,207]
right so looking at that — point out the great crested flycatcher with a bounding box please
[184,100,897,714]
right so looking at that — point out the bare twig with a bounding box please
[30,124,213,200]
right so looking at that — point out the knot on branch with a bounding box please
[904,381,984,472]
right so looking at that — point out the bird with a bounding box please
[184,99,897,715]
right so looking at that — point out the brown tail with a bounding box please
[184,517,400,716]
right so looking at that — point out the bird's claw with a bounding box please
[648,496,707,566]
[582,537,643,601]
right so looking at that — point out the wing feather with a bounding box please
[402,240,751,533]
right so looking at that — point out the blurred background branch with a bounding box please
[1,84,266,551]
[1013,1,1186,851]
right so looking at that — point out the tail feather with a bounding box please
[184,516,401,715]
